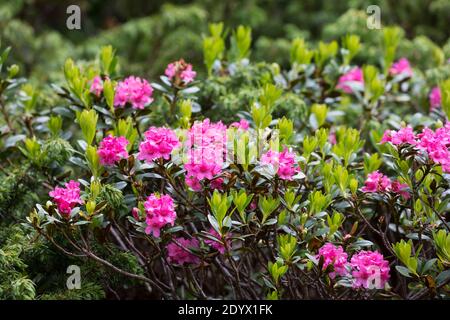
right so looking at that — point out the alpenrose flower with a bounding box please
[316,243,348,278]
[429,86,441,110]
[382,124,450,173]
[49,180,83,216]
[165,59,197,85]
[361,171,409,199]
[336,67,364,93]
[381,126,416,145]
[137,127,180,162]
[90,75,103,96]
[187,118,227,149]
[98,135,129,166]
[389,58,413,77]
[391,180,410,200]
[205,228,231,254]
[114,76,153,110]
[185,148,223,180]
[417,124,450,172]
[229,119,250,131]
[144,194,177,237]
[361,171,392,193]
[167,237,200,265]
[261,148,299,180]
[131,207,140,220]
[350,250,390,289]
[184,119,227,190]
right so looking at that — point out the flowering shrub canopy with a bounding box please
[1,22,449,301]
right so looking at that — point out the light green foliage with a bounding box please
[77,109,98,146]
[308,190,331,215]
[394,239,419,276]
[342,34,361,65]
[230,25,252,61]
[258,195,280,224]
[290,38,314,66]
[208,190,233,234]
[433,230,450,265]
[383,27,402,73]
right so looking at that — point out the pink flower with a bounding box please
[392,180,410,200]
[261,148,299,180]
[230,119,250,131]
[114,76,153,110]
[184,119,227,187]
[381,126,416,145]
[417,124,450,172]
[138,127,180,162]
[350,250,390,289]
[90,76,103,96]
[336,67,364,93]
[167,237,200,265]
[132,207,140,220]
[429,86,441,110]
[361,171,392,193]
[210,177,224,190]
[185,148,222,181]
[317,243,349,278]
[205,228,231,254]
[187,118,227,149]
[382,124,450,173]
[49,180,83,216]
[389,58,413,77]
[165,59,196,85]
[165,63,176,79]
[144,194,177,237]
[97,135,129,166]
[329,131,337,145]
[180,64,196,83]
[185,175,202,191]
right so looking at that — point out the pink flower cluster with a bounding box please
[138,127,180,162]
[361,171,409,199]
[336,67,364,93]
[167,237,200,265]
[381,126,416,145]
[417,124,450,172]
[205,228,231,254]
[90,76,103,96]
[98,135,129,166]
[429,86,441,110]
[144,194,177,237]
[261,148,299,180]
[316,243,390,289]
[229,119,250,131]
[389,58,413,77]
[114,76,153,110]
[382,124,450,173]
[49,180,83,216]
[184,119,227,191]
[317,243,348,278]
[165,59,197,85]
[350,250,390,289]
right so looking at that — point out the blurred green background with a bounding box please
[1,0,449,83]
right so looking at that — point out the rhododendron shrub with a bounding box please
[1,25,448,300]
